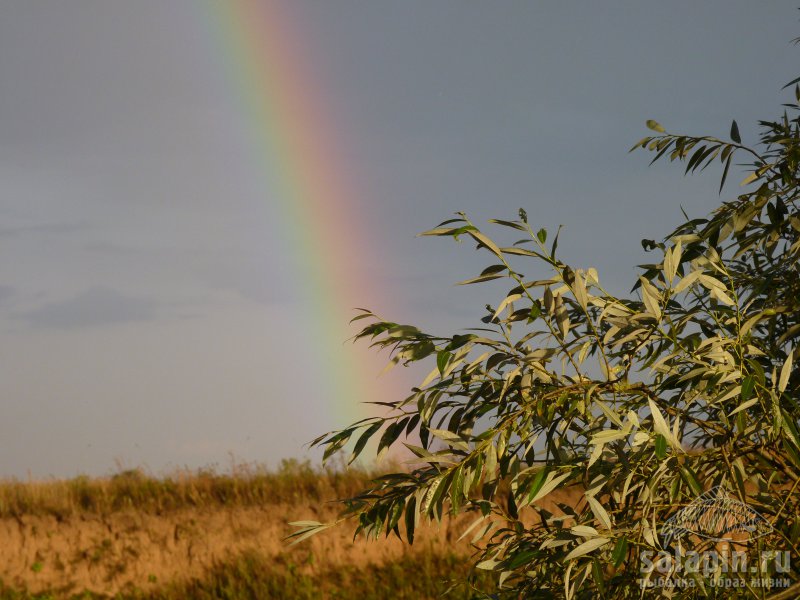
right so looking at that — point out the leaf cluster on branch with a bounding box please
[291,77,800,599]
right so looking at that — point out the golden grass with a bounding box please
[0,459,373,518]
[0,459,496,599]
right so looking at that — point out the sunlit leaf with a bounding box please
[564,537,611,562]
[779,347,793,393]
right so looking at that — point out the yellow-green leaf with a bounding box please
[531,471,572,503]
[639,277,661,319]
[564,537,611,562]
[664,240,681,283]
[493,293,522,319]
[572,270,589,311]
[729,397,759,417]
[649,399,681,451]
[673,270,702,294]
[710,287,736,306]
[468,230,503,258]
[587,496,613,530]
[779,347,793,393]
[591,429,629,444]
[740,172,758,186]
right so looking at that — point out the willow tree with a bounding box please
[292,76,800,598]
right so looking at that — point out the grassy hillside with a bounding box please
[0,460,495,599]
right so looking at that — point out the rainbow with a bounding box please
[198,0,401,427]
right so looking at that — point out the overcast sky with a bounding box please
[0,1,798,478]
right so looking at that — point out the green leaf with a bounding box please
[654,434,667,459]
[377,421,405,456]
[646,119,665,133]
[386,324,421,339]
[445,334,474,351]
[592,558,607,595]
[550,225,562,258]
[719,154,732,194]
[488,218,527,231]
[349,421,382,465]
[536,228,547,244]
[525,468,549,504]
[402,443,432,459]
[404,496,416,544]
[782,74,800,89]
[507,549,536,569]
[611,537,628,568]
[530,470,571,503]
[680,465,703,496]
[323,430,352,462]
[480,264,508,276]
[506,489,518,520]
[500,246,537,257]
[437,351,452,375]
[457,273,506,285]
[741,376,755,402]
[408,340,435,361]
[730,120,741,143]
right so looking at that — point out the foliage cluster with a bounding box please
[301,75,800,598]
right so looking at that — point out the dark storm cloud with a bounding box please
[0,0,798,477]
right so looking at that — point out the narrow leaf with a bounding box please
[587,496,613,530]
[740,172,758,186]
[468,230,503,258]
[611,537,628,568]
[730,120,741,143]
[719,154,732,194]
[779,347,793,393]
[564,537,610,562]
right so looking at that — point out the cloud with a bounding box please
[0,221,89,239]
[21,286,157,329]
[0,285,14,304]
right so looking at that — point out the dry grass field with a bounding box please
[0,459,588,599]
[0,460,510,599]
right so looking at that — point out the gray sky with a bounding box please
[0,1,798,477]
